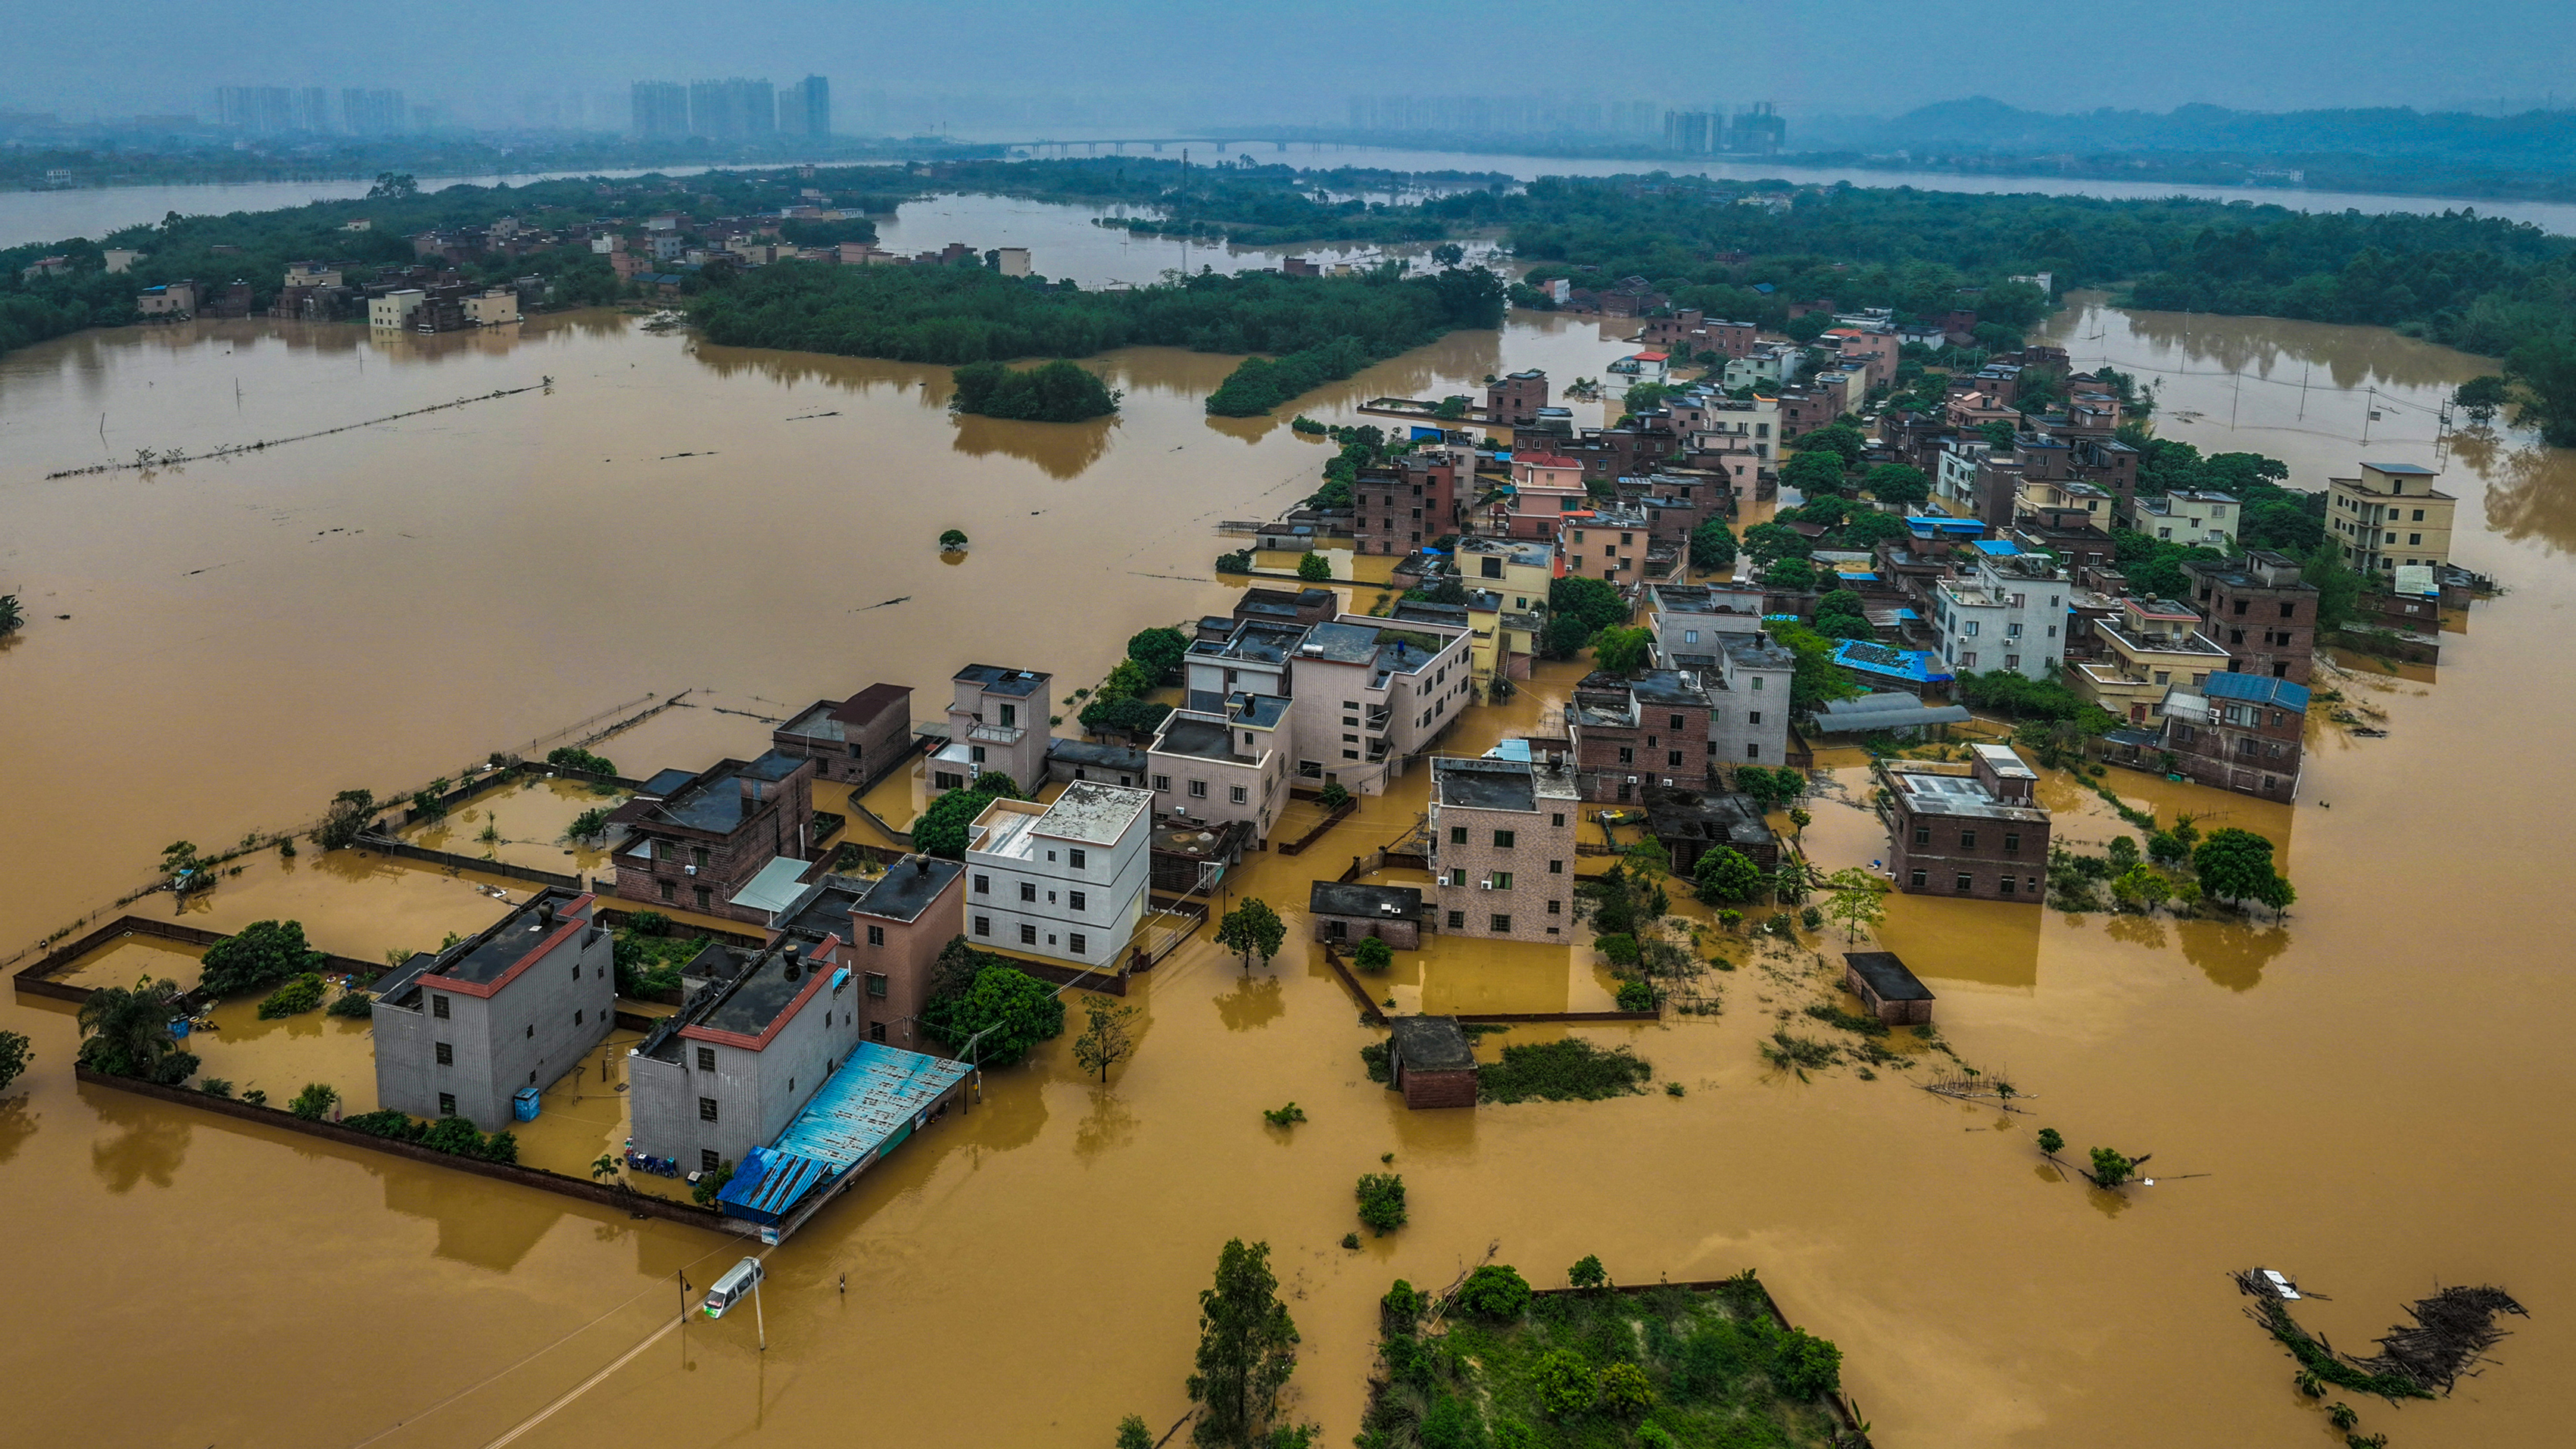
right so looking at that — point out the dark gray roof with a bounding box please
[696,941,828,1038]
[1810,693,1973,733]
[638,768,698,797]
[1049,737,1148,771]
[1309,880,1427,919]
[1301,620,1383,664]
[1389,1015,1475,1074]
[1845,952,1934,1004]
[1434,757,1536,812]
[855,856,964,923]
[1392,601,1470,628]
[775,877,869,941]
[435,895,584,987]
[1645,790,1771,850]
[741,749,806,783]
[1155,715,1243,762]
[955,664,1049,696]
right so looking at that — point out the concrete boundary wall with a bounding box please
[73,1067,754,1236]
[355,835,586,891]
[15,915,382,1005]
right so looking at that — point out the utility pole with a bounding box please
[753,1269,767,1352]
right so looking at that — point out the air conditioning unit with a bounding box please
[684,865,697,875]
[1626,775,1639,784]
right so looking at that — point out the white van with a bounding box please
[702,1257,764,1319]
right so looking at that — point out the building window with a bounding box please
[1447,910,1466,929]
[1152,774,1171,792]
[435,1042,453,1066]
[700,1097,719,1123]
[1449,868,1467,887]
[1070,890,1087,911]
[865,972,888,999]
[1491,871,1514,890]
[973,873,989,895]
[697,1046,716,1072]
[1188,780,1207,799]
[1449,826,1467,844]
[1020,924,1037,946]
[702,1149,720,1173]
[2000,876,2018,894]
[863,924,885,947]
[1955,873,1973,893]
[525,1023,535,1039]
[1070,933,1087,956]
[1913,827,1930,846]
[694,886,711,911]
[2004,832,2021,853]
[691,846,709,869]
[1960,830,1978,849]
[1493,830,1516,848]
[575,1009,584,1026]
[1910,870,1927,888]
[1667,750,1683,767]
[1019,882,1037,902]
[1230,785,1247,806]
[973,915,991,936]
[659,880,675,902]
[1547,899,1563,915]
[1489,915,1511,933]
[438,1092,457,1116]
[1745,743,1760,759]
[870,1021,886,1042]
[1069,849,1086,869]
[432,994,449,1020]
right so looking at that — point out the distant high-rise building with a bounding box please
[1663,110,1717,154]
[298,87,332,132]
[782,74,829,136]
[632,80,690,137]
[1729,102,1785,155]
[340,89,406,136]
[688,77,776,139]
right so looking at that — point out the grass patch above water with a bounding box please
[1477,1037,1654,1103]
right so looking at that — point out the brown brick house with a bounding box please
[1309,880,1430,949]
[1879,744,2049,904]
[772,682,915,787]
[1485,369,1550,427]
[610,750,819,923]
[771,855,965,1053]
[1386,1015,1478,1108]
[1568,671,1714,803]
[2182,552,2317,684]
[1843,952,1935,1026]
[1353,451,1463,557]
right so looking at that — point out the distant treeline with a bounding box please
[0,135,995,194]
[689,260,1505,414]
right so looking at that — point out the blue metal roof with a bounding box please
[1832,640,1954,684]
[716,1042,972,1225]
[1906,516,1986,538]
[2203,672,2311,712]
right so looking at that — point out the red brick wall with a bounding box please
[1887,801,2047,903]
[1399,1064,1478,1108]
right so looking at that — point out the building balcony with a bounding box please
[966,722,1024,746]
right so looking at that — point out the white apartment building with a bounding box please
[964,782,1153,969]
[2131,489,2238,549]
[368,288,425,329]
[1932,548,2070,680]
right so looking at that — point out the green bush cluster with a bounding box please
[255,973,327,1019]
[341,1108,520,1164]
[545,746,617,777]
[1477,1038,1654,1104]
[949,358,1120,422]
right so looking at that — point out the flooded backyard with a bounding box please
[2,238,2574,1448]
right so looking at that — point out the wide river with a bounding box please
[2,192,2571,1449]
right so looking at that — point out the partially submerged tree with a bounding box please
[1187,1239,1302,1449]
[2193,827,2295,913]
[198,918,327,997]
[1071,995,1142,1083]
[1692,846,1763,905]
[314,788,377,850]
[1216,899,1286,972]
[1821,868,1888,943]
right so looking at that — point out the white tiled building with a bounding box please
[964,782,1153,969]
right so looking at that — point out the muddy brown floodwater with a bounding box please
[4,266,2574,1449]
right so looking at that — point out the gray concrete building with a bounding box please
[371,890,616,1130]
[933,664,1053,794]
[628,933,865,1174]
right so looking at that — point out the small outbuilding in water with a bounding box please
[1842,951,1935,1026]
[1386,1015,1479,1109]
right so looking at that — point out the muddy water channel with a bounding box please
[2,267,2574,1448]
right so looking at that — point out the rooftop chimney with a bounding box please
[914,857,931,876]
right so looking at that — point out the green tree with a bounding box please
[1773,1329,1844,1399]
[1187,1239,1302,1449]
[2192,827,2294,910]
[1567,1254,1608,1289]
[1801,422,1867,468]
[1217,899,1287,971]
[568,807,613,844]
[1351,935,1393,973]
[1295,551,1333,581]
[1693,846,1764,904]
[1760,556,1817,591]
[287,1082,339,1120]
[1456,1263,1533,1320]
[1766,622,1861,715]
[2088,1146,2138,1188]
[315,788,377,850]
[1528,1348,1595,1418]
[1430,242,1466,267]
[198,918,327,996]
[2303,541,2362,633]
[948,358,1121,422]
[1127,625,1190,680]
[1355,1173,1408,1235]
[2506,335,2576,446]
[1589,625,1654,676]
[0,595,20,636]
[971,770,1025,799]
[1688,518,1739,570]
[77,975,193,1082]
[1862,462,1931,505]
[0,1029,30,1091]
[913,786,1005,858]
[1116,1416,1155,1449]
[1539,613,1594,659]
[1071,995,1142,1083]
[1779,449,1848,497]
[1595,1361,1654,1416]
[1820,868,1888,943]
[1548,575,1628,633]
[2453,373,2510,425]
[2036,1127,2064,1156]
[1317,781,1352,811]
[367,171,419,198]
[1741,521,1809,565]
[940,528,970,550]
[922,963,1067,1066]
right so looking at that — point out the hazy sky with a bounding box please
[10,0,2574,123]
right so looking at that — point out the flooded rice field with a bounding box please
[3,261,2575,1447]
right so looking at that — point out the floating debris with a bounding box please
[2358,1284,2528,1394]
[784,410,840,422]
[2232,1267,2324,1302]
[856,595,911,611]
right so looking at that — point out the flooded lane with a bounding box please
[2,279,2574,1448]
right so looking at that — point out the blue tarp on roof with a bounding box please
[716,1042,973,1226]
[1973,540,2022,556]
[1906,516,1986,538]
[1411,426,1446,441]
[1831,640,1954,684]
[2203,672,2312,712]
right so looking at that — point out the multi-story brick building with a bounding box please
[1879,744,2050,903]
[1568,670,1712,802]
[1427,754,1581,943]
[1640,310,1760,360]
[611,751,819,922]
[1560,503,1654,585]
[372,890,616,1129]
[770,853,965,1052]
[1352,450,1463,556]
[2183,551,2318,684]
[771,682,914,787]
[1484,368,1550,426]
[1496,453,1588,539]
[2160,672,2310,802]
[933,664,1051,793]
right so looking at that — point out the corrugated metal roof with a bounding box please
[716,1043,971,1224]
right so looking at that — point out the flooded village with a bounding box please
[2,177,2571,1449]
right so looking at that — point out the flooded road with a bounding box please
[3,265,2574,1447]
